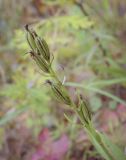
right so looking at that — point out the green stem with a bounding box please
[48,60,116,160]
[50,66,114,159]
[49,67,62,84]
[85,122,116,160]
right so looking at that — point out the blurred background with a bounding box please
[0,0,126,160]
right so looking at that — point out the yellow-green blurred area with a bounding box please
[0,0,126,159]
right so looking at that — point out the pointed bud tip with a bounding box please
[24,24,29,31]
[45,80,52,85]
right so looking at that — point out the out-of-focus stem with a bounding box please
[75,0,107,57]
[86,122,116,160]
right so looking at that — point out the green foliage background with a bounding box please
[0,0,126,159]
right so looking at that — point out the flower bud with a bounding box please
[77,95,91,125]
[35,37,50,62]
[29,51,50,73]
[46,80,72,105]
[24,24,37,51]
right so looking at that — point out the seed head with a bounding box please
[29,50,50,73]
[35,37,50,62]
[46,80,72,105]
[25,24,37,51]
[77,95,91,125]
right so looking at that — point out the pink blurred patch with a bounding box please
[98,108,119,132]
[117,104,126,122]
[39,128,50,142]
[97,104,126,133]
[32,128,70,160]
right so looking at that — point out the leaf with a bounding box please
[65,82,126,105]
[86,123,126,160]
[89,87,126,105]
[88,77,126,88]
[43,0,74,5]
[93,58,126,78]
[38,15,94,30]
[0,107,27,126]
[64,113,74,124]
[85,127,111,160]
[99,133,126,160]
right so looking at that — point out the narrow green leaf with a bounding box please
[65,82,126,105]
[99,133,126,160]
[88,77,126,88]
[0,107,27,126]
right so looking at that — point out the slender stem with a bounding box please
[49,65,115,160]
[99,138,116,160]
[49,66,86,124]
[75,0,107,57]
[26,25,125,160]
[49,67,62,84]
[86,122,116,160]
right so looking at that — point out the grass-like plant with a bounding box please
[25,24,125,160]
